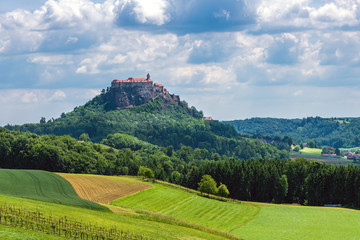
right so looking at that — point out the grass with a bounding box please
[236,202,360,240]
[112,183,259,234]
[340,147,360,152]
[3,170,360,240]
[0,170,235,240]
[0,169,107,210]
[0,224,66,240]
[111,180,360,240]
[291,147,354,165]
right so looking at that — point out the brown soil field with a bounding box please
[57,174,152,204]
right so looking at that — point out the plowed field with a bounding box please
[58,174,152,204]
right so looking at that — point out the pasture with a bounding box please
[0,169,106,210]
[0,224,66,240]
[291,147,353,165]
[112,181,360,240]
[112,184,259,233]
[236,203,360,240]
[0,194,234,240]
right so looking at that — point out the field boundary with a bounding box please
[154,179,242,204]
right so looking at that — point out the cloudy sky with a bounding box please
[1,0,360,125]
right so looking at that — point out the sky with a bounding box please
[1,0,360,126]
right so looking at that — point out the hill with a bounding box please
[108,175,360,240]
[5,80,289,160]
[2,171,360,240]
[224,117,360,148]
[0,169,107,210]
[0,174,237,240]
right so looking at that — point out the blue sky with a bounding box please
[1,0,360,125]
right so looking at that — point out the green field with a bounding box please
[0,224,66,240]
[340,147,360,152]
[0,193,233,240]
[112,184,258,233]
[235,203,360,240]
[2,170,360,240]
[0,169,107,210]
[112,182,360,240]
[291,147,353,165]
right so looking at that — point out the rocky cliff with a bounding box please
[110,74,180,109]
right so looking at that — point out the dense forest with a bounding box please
[224,117,360,148]
[5,92,289,160]
[1,128,360,208]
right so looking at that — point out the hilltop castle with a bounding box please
[110,74,180,109]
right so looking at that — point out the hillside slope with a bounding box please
[5,91,289,160]
[110,179,360,240]
[0,191,236,240]
[0,169,107,210]
[224,117,360,148]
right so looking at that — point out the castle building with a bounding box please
[110,74,179,108]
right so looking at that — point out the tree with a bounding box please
[138,166,154,179]
[40,117,46,124]
[198,175,218,195]
[335,148,341,156]
[300,142,304,149]
[293,146,300,152]
[308,140,316,148]
[217,183,230,197]
[79,133,92,142]
[273,175,288,203]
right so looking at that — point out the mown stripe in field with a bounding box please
[112,184,259,234]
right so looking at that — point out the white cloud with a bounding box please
[293,89,303,96]
[21,92,40,103]
[0,88,99,126]
[2,0,360,124]
[49,90,67,101]
[132,0,170,25]
[256,0,360,30]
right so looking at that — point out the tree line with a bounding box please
[1,128,360,208]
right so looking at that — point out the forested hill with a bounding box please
[5,91,289,160]
[224,117,360,148]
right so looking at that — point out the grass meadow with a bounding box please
[236,203,360,240]
[112,181,360,240]
[0,224,66,240]
[0,180,234,239]
[2,170,360,240]
[112,184,259,233]
[291,147,353,165]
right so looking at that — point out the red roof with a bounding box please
[112,77,152,83]
[154,83,163,87]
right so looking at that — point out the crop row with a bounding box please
[0,204,152,240]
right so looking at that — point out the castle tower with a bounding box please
[147,73,150,80]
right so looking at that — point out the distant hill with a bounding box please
[5,79,289,160]
[224,117,360,148]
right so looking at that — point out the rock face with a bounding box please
[110,74,180,109]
